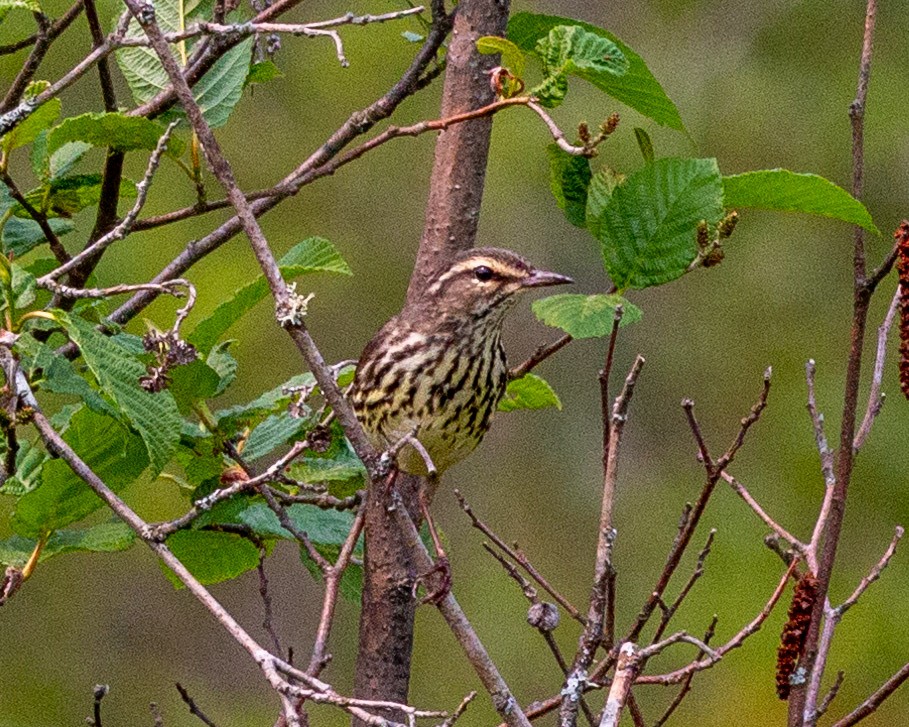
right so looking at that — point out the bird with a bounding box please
[349,248,572,601]
[350,247,573,478]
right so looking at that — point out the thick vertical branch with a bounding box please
[789,2,878,724]
[355,0,509,718]
[405,0,510,302]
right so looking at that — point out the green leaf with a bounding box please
[54,312,182,474]
[168,359,221,413]
[0,98,60,154]
[12,409,149,537]
[13,175,136,219]
[634,127,654,163]
[206,341,238,395]
[47,112,184,156]
[117,0,252,128]
[187,237,351,353]
[288,443,366,497]
[509,12,684,130]
[537,24,628,79]
[530,71,568,108]
[163,529,260,587]
[0,522,135,567]
[498,373,561,412]
[0,0,40,11]
[594,158,724,289]
[288,447,365,485]
[192,37,255,128]
[548,144,591,227]
[722,169,879,235]
[48,141,92,180]
[1,214,75,257]
[585,167,625,239]
[16,333,118,417]
[245,60,284,87]
[532,293,642,338]
[476,36,526,77]
[8,262,36,310]
[235,502,357,546]
[242,411,310,462]
[214,372,312,428]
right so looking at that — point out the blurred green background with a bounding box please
[2,0,909,725]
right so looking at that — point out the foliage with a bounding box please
[0,5,897,725]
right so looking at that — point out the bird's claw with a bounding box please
[415,555,451,605]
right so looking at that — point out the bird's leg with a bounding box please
[415,476,451,605]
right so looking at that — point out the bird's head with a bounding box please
[419,247,573,325]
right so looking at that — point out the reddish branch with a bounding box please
[788,1,883,723]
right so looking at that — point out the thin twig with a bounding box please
[652,616,718,727]
[720,472,805,550]
[40,121,179,284]
[853,285,900,452]
[456,490,585,625]
[831,663,909,727]
[0,0,84,56]
[306,502,366,676]
[651,529,716,643]
[816,672,845,721]
[0,11,52,113]
[794,2,881,721]
[0,169,70,265]
[637,560,798,685]
[257,550,283,656]
[176,684,220,727]
[561,354,645,727]
[836,525,903,618]
[481,543,596,726]
[509,334,573,380]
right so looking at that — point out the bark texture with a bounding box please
[353,0,510,720]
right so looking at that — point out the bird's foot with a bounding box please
[415,555,451,605]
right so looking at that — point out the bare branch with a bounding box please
[0,11,52,114]
[652,529,717,643]
[652,616,718,727]
[637,560,798,685]
[853,285,900,452]
[176,684,220,727]
[599,643,642,727]
[0,0,84,56]
[40,121,179,284]
[720,472,805,550]
[561,354,645,727]
[831,663,909,727]
[837,525,903,618]
[816,672,845,721]
[509,334,573,380]
[456,490,585,625]
[0,169,70,265]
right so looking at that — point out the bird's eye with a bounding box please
[474,265,493,282]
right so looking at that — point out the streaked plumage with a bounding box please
[350,248,572,475]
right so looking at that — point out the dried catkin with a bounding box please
[896,220,909,400]
[776,571,819,700]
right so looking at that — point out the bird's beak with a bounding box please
[523,268,574,288]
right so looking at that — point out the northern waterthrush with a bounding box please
[351,248,573,476]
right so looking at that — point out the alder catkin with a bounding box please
[896,220,909,400]
[776,571,819,700]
